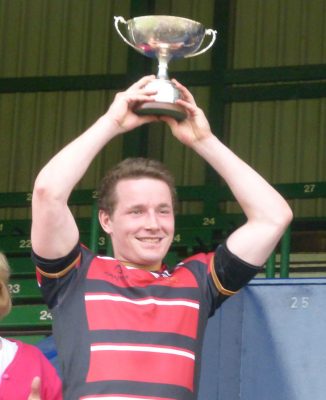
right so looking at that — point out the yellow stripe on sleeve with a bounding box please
[36,253,81,279]
[209,256,238,296]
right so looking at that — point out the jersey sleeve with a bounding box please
[211,242,263,296]
[31,242,83,309]
[204,242,263,315]
[181,242,263,316]
[31,242,81,280]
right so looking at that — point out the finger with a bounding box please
[138,115,161,124]
[29,377,41,399]
[125,85,158,99]
[127,75,156,91]
[171,79,196,104]
[175,98,197,115]
[114,91,157,106]
[137,87,158,96]
[125,93,157,105]
[116,87,157,101]
[158,115,180,129]
[31,376,41,392]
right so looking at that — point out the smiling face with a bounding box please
[99,178,175,270]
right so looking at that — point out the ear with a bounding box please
[0,281,12,319]
[98,210,113,234]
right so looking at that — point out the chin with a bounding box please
[136,248,165,262]
[142,257,162,266]
[139,254,164,266]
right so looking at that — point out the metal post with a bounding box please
[280,226,291,278]
[90,200,99,253]
[106,237,113,257]
[265,251,276,278]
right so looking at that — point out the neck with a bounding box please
[119,260,162,272]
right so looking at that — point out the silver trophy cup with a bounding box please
[114,15,217,121]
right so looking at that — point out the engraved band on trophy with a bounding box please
[114,15,217,121]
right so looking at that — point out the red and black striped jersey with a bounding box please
[33,243,260,400]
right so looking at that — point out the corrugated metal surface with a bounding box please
[0,0,216,219]
[229,0,326,217]
[0,0,325,222]
[0,0,215,77]
[0,0,133,218]
[0,0,130,76]
[228,98,326,216]
[0,88,124,219]
[0,89,122,189]
[0,0,216,189]
[233,0,326,68]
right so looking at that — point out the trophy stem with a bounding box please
[157,51,171,80]
[157,61,168,80]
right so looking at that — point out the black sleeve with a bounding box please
[31,242,81,275]
[214,242,263,293]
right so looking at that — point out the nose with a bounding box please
[145,210,160,230]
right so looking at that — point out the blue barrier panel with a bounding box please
[199,278,326,400]
[36,278,325,399]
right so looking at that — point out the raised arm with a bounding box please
[31,76,158,259]
[161,80,293,266]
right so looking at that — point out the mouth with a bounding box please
[136,237,163,244]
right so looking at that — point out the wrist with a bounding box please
[96,115,123,138]
[190,131,217,150]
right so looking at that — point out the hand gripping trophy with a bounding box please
[114,15,217,121]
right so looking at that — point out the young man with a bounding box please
[31,76,292,400]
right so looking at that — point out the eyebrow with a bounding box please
[127,203,172,210]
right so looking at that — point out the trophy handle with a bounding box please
[114,16,140,52]
[184,29,218,58]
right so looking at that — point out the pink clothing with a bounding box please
[0,339,62,400]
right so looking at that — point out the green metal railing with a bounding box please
[1,181,326,278]
[85,182,326,278]
[265,226,292,278]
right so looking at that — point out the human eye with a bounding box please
[129,208,143,215]
[159,206,172,215]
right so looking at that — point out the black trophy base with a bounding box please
[135,101,187,122]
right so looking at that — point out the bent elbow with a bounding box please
[33,177,53,203]
[282,203,293,226]
[32,174,64,205]
[273,204,293,233]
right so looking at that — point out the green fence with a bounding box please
[1,181,326,278]
[1,182,326,339]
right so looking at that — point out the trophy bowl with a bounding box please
[114,15,217,121]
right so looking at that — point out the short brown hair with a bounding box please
[98,158,177,215]
[0,252,12,319]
